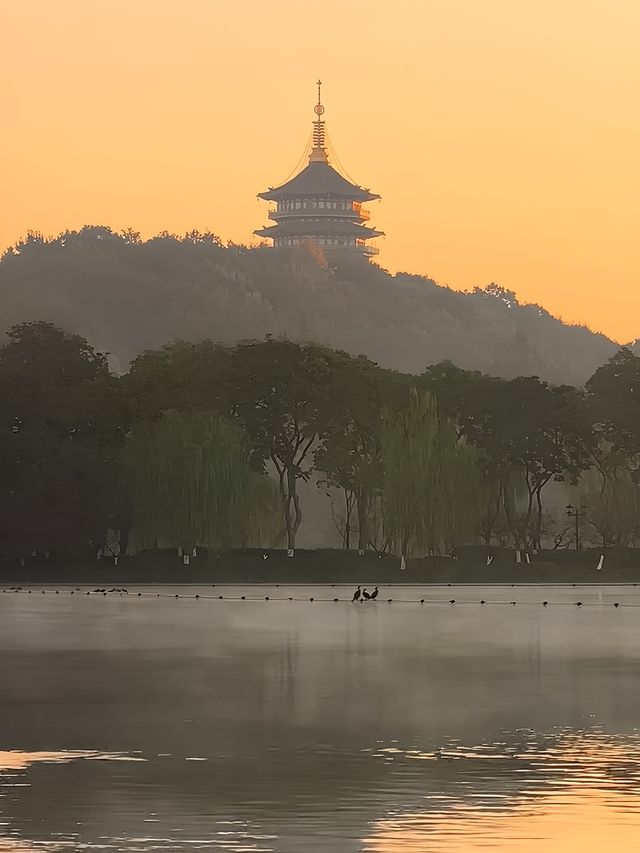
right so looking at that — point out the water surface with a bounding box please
[2,584,640,851]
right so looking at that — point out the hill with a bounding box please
[0,227,618,382]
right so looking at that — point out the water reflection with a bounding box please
[366,733,640,851]
[2,585,640,850]
[0,751,144,771]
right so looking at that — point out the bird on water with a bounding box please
[352,586,362,602]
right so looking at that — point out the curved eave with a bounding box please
[259,188,380,203]
[254,223,384,240]
[258,161,380,202]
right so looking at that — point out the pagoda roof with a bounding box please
[254,219,383,240]
[259,161,379,202]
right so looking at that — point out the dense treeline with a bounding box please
[0,227,620,384]
[1,320,640,562]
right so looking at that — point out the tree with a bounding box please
[314,359,403,552]
[586,347,640,483]
[0,322,125,557]
[122,410,280,553]
[229,340,342,552]
[381,390,482,558]
[124,339,230,422]
[496,379,591,549]
[424,364,592,549]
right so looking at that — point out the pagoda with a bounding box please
[255,82,383,257]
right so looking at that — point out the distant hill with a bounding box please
[0,227,619,383]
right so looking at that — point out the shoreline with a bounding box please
[2,547,640,585]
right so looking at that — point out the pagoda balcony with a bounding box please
[357,241,379,255]
[269,208,365,221]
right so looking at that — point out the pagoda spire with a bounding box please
[309,79,328,163]
[255,81,384,258]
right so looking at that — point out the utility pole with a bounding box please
[566,504,585,551]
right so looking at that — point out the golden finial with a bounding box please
[310,79,327,163]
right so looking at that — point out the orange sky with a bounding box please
[2,0,639,342]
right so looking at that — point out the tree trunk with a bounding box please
[119,519,131,557]
[343,488,352,550]
[278,463,302,552]
[534,487,544,550]
[356,486,370,552]
[502,487,520,548]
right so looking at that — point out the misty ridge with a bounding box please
[0,226,622,382]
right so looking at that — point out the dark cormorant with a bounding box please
[352,586,362,602]
[370,587,379,600]
[362,588,371,600]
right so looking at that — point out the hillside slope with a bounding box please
[0,227,618,382]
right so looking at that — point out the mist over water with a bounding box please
[2,585,640,851]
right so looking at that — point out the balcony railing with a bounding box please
[270,202,366,218]
[357,241,379,255]
[270,210,365,222]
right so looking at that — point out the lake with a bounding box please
[1,583,640,851]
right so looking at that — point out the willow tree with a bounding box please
[381,390,481,558]
[122,410,280,554]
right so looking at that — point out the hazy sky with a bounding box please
[3,0,639,341]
